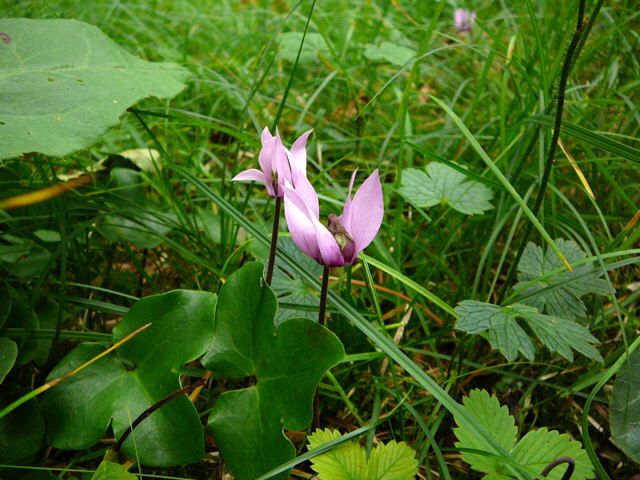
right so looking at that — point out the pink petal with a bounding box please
[283,182,343,267]
[258,127,275,186]
[338,169,358,233]
[287,129,313,178]
[283,184,322,263]
[231,169,267,184]
[346,169,383,255]
[290,172,319,219]
[272,128,292,194]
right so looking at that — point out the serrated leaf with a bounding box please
[204,263,344,480]
[453,390,518,474]
[511,428,593,480]
[454,390,593,480]
[90,461,137,480]
[399,164,493,215]
[0,18,190,159]
[41,290,217,466]
[278,32,328,63]
[455,301,601,362]
[363,42,416,66]
[515,239,608,320]
[307,428,418,480]
[455,301,535,361]
[610,347,640,463]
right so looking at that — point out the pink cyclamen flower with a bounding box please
[283,170,383,267]
[454,9,477,32]
[232,127,313,197]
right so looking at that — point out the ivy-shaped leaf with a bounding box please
[454,389,593,480]
[278,32,329,63]
[455,301,602,362]
[41,290,216,466]
[399,163,493,215]
[610,347,640,463]
[363,42,417,65]
[515,239,608,320]
[0,18,190,159]
[203,262,344,480]
[307,428,418,480]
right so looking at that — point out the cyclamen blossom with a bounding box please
[232,127,313,197]
[454,9,477,32]
[283,170,383,267]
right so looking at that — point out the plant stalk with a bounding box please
[113,377,206,452]
[538,456,575,480]
[318,265,330,326]
[265,196,282,285]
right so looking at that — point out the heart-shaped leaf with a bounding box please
[41,290,216,466]
[90,461,137,480]
[0,18,190,159]
[203,262,344,480]
[307,428,419,480]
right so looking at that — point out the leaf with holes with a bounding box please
[399,164,493,215]
[41,290,216,466]
[455,301,602,362]
[610,347,640,463]
[307,428,418,480]
[515,239,608,320]
[454,389,593,480]
[0,18,189,159]
[203,262,344,480]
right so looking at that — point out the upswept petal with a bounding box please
[272,128,291,195]
[231,169,268,185]
[287,129,313,179]
[258,127,275,187]
[338,169,358,233]
[283,183,322,263]
[346,169,383,255]
[290,170,320,219]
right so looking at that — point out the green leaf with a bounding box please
[455,301,602,362]
[363,42,416,66]
[90,461,137,480]
[511,428,593,480]
[0,18,190,159]
[0,281,10,327]
[0,392,44,464]
[278,32,328,63]
[399,164,493,215]
[610,347,640,463]
[0,338,17,384]
[41,290,217,466]
[204,263,344,480]
[515,239,608,320]
[307,428,418,480]
[454,390,593,480]
[454,390,518,474]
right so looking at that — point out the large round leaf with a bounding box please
[204,262,344,480]
[0,18,190,159]
[41,290,216,466]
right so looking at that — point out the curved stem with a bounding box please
[539,456,575,480]
[318,266,330,326]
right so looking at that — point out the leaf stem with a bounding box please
[265,196,282,285]
[113,377,206,453]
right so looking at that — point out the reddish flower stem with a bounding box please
[265,196,282,285]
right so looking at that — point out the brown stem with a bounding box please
[113,378,206,452]
[265,196,282,285]
[538,456,575,480]
[318,265,330,326]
